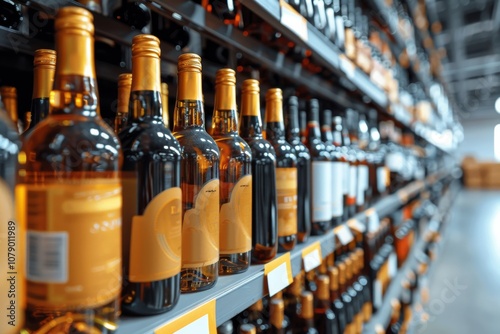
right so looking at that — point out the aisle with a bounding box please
[421,190,500,333]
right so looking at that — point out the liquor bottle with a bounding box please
[211,68,252,275]
[161,82,170,128]
[240,323,257,334]
[18,7,122,333]
[0,86,22,133]
[239,79,278,264]
[332,115,349,221]
[113,0,151,31]
[264,88,298,252]
[0,0,23,30]
[294,291,319,334]
[304,99,332,235]
[328,267,346,333]
[355,249,372,323]
[26,49,56,133]
[338,113,357,219]
[314,275,338,334]
[367,110,387,201]
[0,99,22,334]
[320,109,344,227]
[300,110,308,143]
[341,0,355,59]
[284,271,303,321]
[351,253,365,333]
[338,262,354,334]
[346,109,368,213]
[238,299,269,333]
[285,96,311,243]
[345,257,362,334]
[173,53,220,292]
[114,73,132,134]
[358,112,373,206]
[119,35,182,315]
[269,298,288,334]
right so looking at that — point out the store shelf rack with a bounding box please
[115,168,452,334]
[362,174,459,333]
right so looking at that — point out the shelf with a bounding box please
[115,169,451,334]
[362,176,459,333]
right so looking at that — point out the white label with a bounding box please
[349,165,357,198]
[312,161,333,222]
[280,1,308,41]
[367,210,380,233]
[268,262,291,297]
[373,279,382,309]
[331,162,344,218]
[336,225,354,245]
[356,165,367,206]
[174,315,210,334]
[342,162,350,195]
[388,252,398,279]
[303,249,322,272]
[348,218,366,233]
[27,231,68,283]
[386,152,403,172]
[377,166,387,193]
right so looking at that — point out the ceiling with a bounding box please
[434,0,500,120]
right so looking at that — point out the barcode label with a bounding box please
[27,231,68,283]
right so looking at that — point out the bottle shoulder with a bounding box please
[173,127,220,158]
[245,137,277,161]
[119,122,182,158]
[214,134,252,161]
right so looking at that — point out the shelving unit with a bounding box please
[362,175,460,333]
[115,167,453,334]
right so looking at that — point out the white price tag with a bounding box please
[366,208,380,233]
[174,315,209,334]
[302,242,322,272]
[264,253,293,297]
[280,0,308,42]
[335,224,354,245]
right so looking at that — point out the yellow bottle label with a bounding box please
[129,187,182,282]
[276,168,298,237]
[1,179,24,334]
[219,175,252,254]
[182,179,220,268]
[18,181,122,309]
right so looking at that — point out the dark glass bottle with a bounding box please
[0,0,23,30]
[345,257,362,334]
[239,79,278,264]
[113,0,151,31]
[338,262,354,334]
[285,96,311,243]
[346,109,368,213]
[238,300,270,334]
[26,49,56,133]
[321,109,344,227]
[304,99,332,235]
[367,110,387,201]
[284,271,303,322]
[211,68,252,275]
[294,291,319,334]
[119,34,182,315]
[355,249,372,323]
[264,88,298,252]
[300,110,308,143]
[315,275,338,334]
[328,267,346,334]
[114,73,132,134]
[173,53,220,292]
[0,97,21,334]
[0,86,21,133]
[332,115,351,222]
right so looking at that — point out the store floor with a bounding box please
[420,189,500,334]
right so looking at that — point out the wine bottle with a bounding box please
[239,79,278,264]
[161,82,170,128]
[0,86,22,133]
[284,271,303,321]
[300,109,307,143]
[314,275,338,334]
[332,115,350,222]
[19,7,122,333]
[114,73,132,134]
[355,249,372,322]
[285,96,311,243]
[26,49,56,133]
[340,113,358,218]
[240,323,257,334]
[269,298,288,334]
[328,267,346,334]
[211,68,252,275]
[173,53,220,292]
[264,88,298,252]
[294,291,319,334]
[0,98,22,334]
[304,99,332,235]
[237,299,270,333]
[113,0,151,31]
[0,0,23,30]
[320,109,344,227]
[119,34,182,315]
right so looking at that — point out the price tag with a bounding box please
[366,208,380,233]
[339,54,356,79]
[264,252,293,297]
[347,218,366,233]
[279,0,308,42]
[302,242,322,272]
[334,224,354,245]
[155,299,216,334]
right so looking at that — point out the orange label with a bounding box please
[183,179,220,268]
[276,168,298,237]
[129,187,182,282]
[1,179,24,333]
[19,180,122,309]
[219,175,252,254]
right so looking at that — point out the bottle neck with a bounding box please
[239,90,263,139]
[285,105,300,140]
[129,55,162,122]
[50,30,99,117]
[321,124,333,143]
[306,109,321,142]
[2,96,17,123]
[211,82,238,136]
[265,98,285,140]
[173,71,204,130]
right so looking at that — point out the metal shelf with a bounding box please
[115,169,451,334]
[362,176,459,333]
